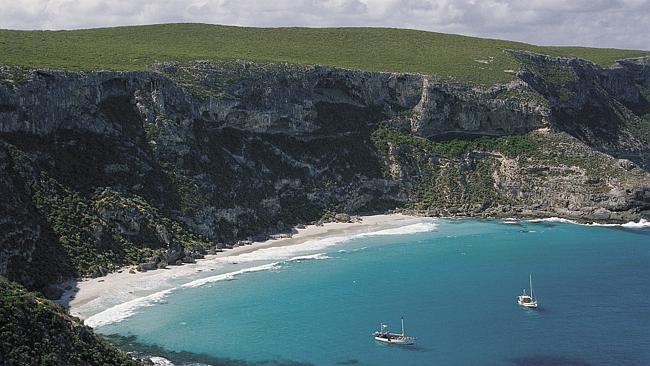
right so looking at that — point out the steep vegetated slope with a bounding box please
[0,276,139,365]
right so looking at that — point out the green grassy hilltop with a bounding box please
[0,23,647,84]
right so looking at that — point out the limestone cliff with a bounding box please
[0,51,649,289]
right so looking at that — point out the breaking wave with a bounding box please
[527,217,649,228]
[83,219,437,328]
[229,221,437,263]
[354,222,438,237]
[84,289,173,328]
[181,262,282,289]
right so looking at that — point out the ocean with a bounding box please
[93,218,650,366]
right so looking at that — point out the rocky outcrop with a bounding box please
[408,77,548,138]
[613,56,650,88]
[511,51,650,167]
[0,54,649,288]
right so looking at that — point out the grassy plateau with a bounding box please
[0,23,647,85]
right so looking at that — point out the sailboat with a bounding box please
[517,273,538,308]
[372,317,416,345]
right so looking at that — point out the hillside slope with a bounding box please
[0,276,139,366]
[0,24,648,85]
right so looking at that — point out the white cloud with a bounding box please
[0,0,648,50]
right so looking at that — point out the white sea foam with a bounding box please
[84,288,173,328]
[83,219,438,328]
[621,219,650,228]
[183,254,332,289]
[182,221,437,290]
[583,219,650,228]
[528,217,650,229]
[85,259,319,327]
[227,221,437,263]
[501,218,520,224]
[527,217,579,224]
[354,222,438,237]
[345,246,368,253]
[287,253,332,261]
[182,262,281,289]
[149,357,174,366]
[84,263,283,327]
[225,236,349,263]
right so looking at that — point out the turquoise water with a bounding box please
[98,219,650,365]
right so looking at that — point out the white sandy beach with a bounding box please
[64,213,435,324]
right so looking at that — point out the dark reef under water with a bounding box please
[510,355,592,366]
[105,334,314,366]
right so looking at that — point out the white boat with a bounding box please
[372,317,416,345]
[517,273,538,308]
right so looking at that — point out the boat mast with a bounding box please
[529,273,534,300]
[401,317,405,336]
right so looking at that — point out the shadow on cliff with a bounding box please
[52,279,80,309]
[0,141,81,295]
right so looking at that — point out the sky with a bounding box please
[1,0,649,50]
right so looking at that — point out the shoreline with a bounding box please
[405,210,650,226]
[62,212,649,325]
[64,213,433,322]
[399,206,648,225]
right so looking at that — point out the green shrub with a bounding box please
[29,172,210,278]
[371,126,541,158]
[0,277,140,365]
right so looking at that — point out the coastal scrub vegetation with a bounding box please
[369,126,646,210]
[0,24,647,85]
[1,135,212,287]
[513,53,578,101]
[370,126,541,208]
[29,173,211,280]
[371,126,542,158]
[0,276,140,365]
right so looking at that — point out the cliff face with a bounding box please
[377,51,650,220]
[0,52,649,289]
[512,51,650,166]
[0,64,550,141]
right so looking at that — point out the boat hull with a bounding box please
[518,274,538,308]
[372,319,416,345]
[372,331,416,345]
[373,336,416,345]
[517,300,538,308]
